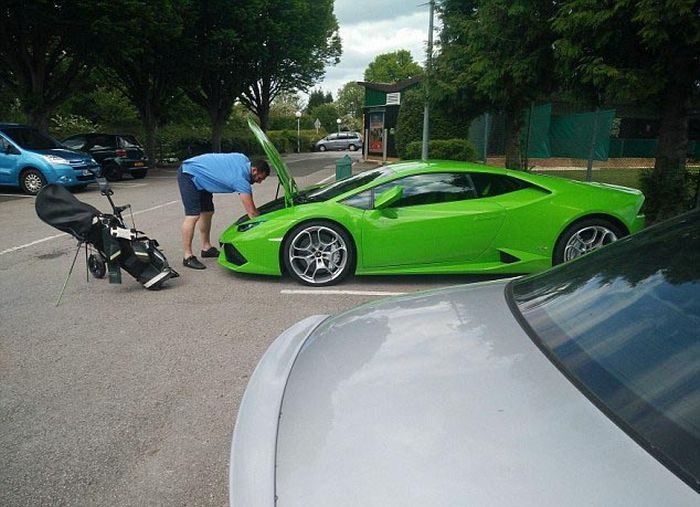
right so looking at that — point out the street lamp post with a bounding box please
[295,111,301,153]
[336,118,341,133]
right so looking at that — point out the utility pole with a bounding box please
[421,0,435,161]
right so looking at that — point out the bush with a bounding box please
[395,86,474,158]
[639,167,699,223]
[50,114,100,139]
[403,138,478,161]
[156,123,322,162]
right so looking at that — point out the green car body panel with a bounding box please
[218,122,645,283]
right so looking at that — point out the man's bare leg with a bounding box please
[198,211,215,252]
[182,215,199,259]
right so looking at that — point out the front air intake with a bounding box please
[223,243,247,266]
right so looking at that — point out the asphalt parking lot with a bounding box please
[0,153,498,505]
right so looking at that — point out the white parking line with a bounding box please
[281,289,405,296]
[0,233,68,255]
[0,200,179,257]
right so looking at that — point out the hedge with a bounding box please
[403,138,478,162]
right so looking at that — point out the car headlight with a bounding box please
[237,221,263,232]
[42,154,69,165]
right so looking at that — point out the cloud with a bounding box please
[311,4,435,100]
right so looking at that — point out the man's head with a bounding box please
[251,159,270,184]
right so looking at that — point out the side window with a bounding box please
[120,136,140,148]
[469,172,529,197]
[373,173,477,208]
[0,136,9,152]
[341,189,372,210]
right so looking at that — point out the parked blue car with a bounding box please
[0,123,101,195]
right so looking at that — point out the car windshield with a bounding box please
[508,210,700,492]
[296,167,394,203]
[1,127,64,149]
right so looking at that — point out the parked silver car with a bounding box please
[314,131,363,151]
[230,209,699,506]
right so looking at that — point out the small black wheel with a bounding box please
[348,144,358,151]
[318,145,327,152]
[131,169,147,179]
[554,218,625,264]
[103,163,122,181]
[88,253,107,279]
[20,168,47,195]
[282,221,355,286]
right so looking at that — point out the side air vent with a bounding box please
[499,250,521,264]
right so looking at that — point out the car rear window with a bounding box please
[508,211,700,492]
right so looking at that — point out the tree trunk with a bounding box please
[210,108,225,153]
[140,106,159,167]
[257,106,270,133]
[650,80,690,221]
[503,105,524,170]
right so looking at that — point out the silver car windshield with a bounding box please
[508,210,699,493]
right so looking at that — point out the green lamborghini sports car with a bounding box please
[218,119,645,286]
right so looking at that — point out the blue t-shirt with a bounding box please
[181,153,253,195]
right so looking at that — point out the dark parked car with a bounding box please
[0,123,99,195]
[62,133,150,181]
[314,131,363,152]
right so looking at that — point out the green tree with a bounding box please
[552,0,700,221]
[396,86,473,158]
[181,0,264,152]
[0,1,94,129]
[364,50,423,83]
[306,87,333,111]
[271,92,305,117]
[239,0,341,131]
[335,82,365,119]
[85,0,191,162]
[434,0,558,169]
[308,102,340,133]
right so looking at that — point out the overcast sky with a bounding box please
[310,0,438,101]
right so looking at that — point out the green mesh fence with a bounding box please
[522,103,552,158]
[465,105,692,160]
[548,109,615,160]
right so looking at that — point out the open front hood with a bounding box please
[247,117,296,207]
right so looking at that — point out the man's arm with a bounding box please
[239,193,259,218]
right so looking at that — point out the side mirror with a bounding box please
[374,186,403,210]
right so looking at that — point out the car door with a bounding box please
[359,172,506,268]
[325,133,341,150]
[0,134,20,185]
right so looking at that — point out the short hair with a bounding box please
[252,159,270,176]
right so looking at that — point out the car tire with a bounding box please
[553,217,626,264]
[348,144,358,151]
[19,168,47,195]
[318,145,327,152]
[283,220,355,286]
[131,169,147,179]
[103,163,122,181]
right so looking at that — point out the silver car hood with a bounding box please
[231,281,696,506]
